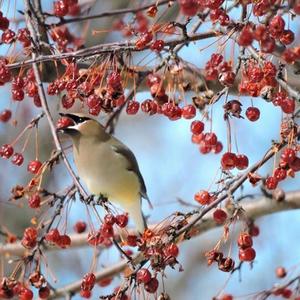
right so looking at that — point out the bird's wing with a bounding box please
[111,143,152,208]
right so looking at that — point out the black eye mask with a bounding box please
[59,113,91,124]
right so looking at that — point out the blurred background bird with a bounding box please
[57,112,150,234]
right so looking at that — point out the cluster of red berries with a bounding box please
[0,278,37,300]
[265,147,300,190]
[179,0,227,17]
[80,272,96,298]
[272,91,296,115]
[190,120,223,154]
[11,70,42,107]
[237,232,256,262]
[237,15,295,54]
[45,228,72,248]
[53,0,80,17]
[50,26,82,51]
[0,144,43,173]
[221,152,249,171]
[0,18,31,47]
[135,30,165,52]
[205,54,235,87]
[21,227,38,249]
[138,229,180,273]
[136,268,159,294]
[86,214,128,247]
[239,61,277,97]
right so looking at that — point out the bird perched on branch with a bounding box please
[57,113,150,233]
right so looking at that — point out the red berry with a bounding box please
[101,223,114,238]
[179,0,199,16]
[235,154,249,170]
[150,40,165,52]
[276,266,287,278]
[12,89,25,101]
[220,295,233,300]
[274,168,287,181]
[115,214,128,228]
[164,243,179,257]
[245,107,260,121]
[56,116,74,129]
[53,0,69,17]
[1,29,15,44]
[212,141,223,154]
[239,247,256,261]
[269,15,285,38]
[280,29,295,45]
[19,287,33,300]
[194,190,211,205]
[28,193,41,209]
[57,234,71,248]
[265,176,278,190]
[282,288,292,299]
[237,232,253,249]
[182,104,196,119]
[281,148,296,164]
[80,289,91,298]
[0,144,14,159]
[45,228,61,243]
[126,100,139,115]
[68,3,81,16]
[249,224,260,237]
[74,221,86,233]
[136,268,151,284]
[204,132,217,146]
[238,26,253,46]
[213,209,227,224]
[280,97,295,114]
[38,286,50,299]
[290,157,300,172]
[221,152,237,170]
[62,94,75,109]
[27,160,42,174]
[0,16,9,31]
[0,109,11,122]
[190,120,204,135]
[260,36,275,53]
[98,277,113,287]
[11,153,24,166]
[144,277,159,293]
[81,272,96,291]
[87,94,101,109]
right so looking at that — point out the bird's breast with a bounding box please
[73,138,140,204]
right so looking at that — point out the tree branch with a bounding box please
[43,190,300,299]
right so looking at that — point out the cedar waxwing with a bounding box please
[57,113,149,233]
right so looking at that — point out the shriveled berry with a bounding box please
[144,277,159,293]
[281,148,296,164]
[164,243,179,257]
[126,100,139,115]
[38,286,50,299]
[274,168,287,181]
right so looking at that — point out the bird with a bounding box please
[57,112,150,234]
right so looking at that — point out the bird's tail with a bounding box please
[125,199,147,234]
